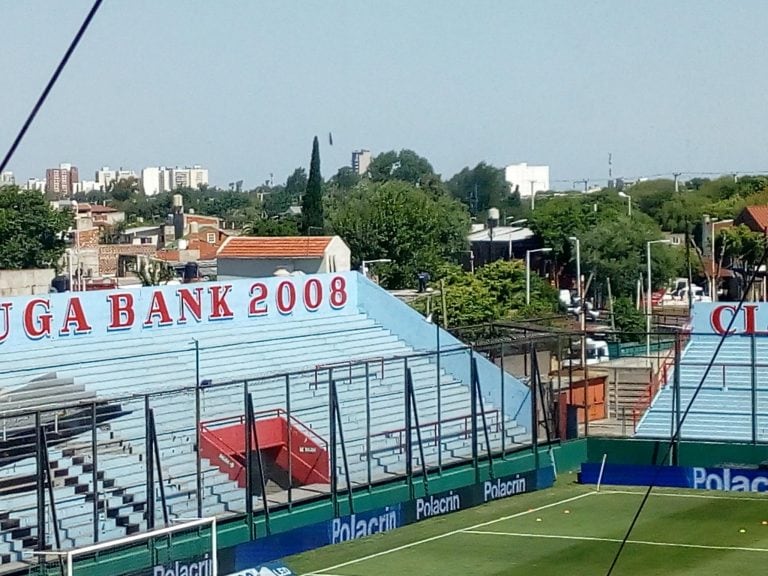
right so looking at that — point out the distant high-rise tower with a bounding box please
[45,163,79,198]
[351,149,372,175]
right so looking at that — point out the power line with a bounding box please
[0,0,104,174]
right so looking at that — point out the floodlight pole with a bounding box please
[646,239,672,362]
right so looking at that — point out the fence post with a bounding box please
[194,340,202,518]
[404,357,413,499]
[365,363,372,488]
[436,323,442,474]
[500,342,506,459]
[36,412,45,553]
[470,351,479,482]
[285,374,293,509]
[751,331,757,444]
[144,395,154,530]
[91,402,99,543]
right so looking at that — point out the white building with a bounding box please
[504,163,550,197]
[141,167,162,196]
[95,167,117,190]
[0,171,15,186]
[74,180,99,194]
[142,165,208,195]
[25,178,45,192]
[351,150,372,175]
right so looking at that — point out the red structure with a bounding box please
[199,409,329,487]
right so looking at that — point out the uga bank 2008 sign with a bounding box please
[693,302,768,336]
[0,273,356,350]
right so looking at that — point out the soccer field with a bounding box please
[287,480,768,576]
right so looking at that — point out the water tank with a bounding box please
[488,207,500,221]
[172,194,183,208]
[51,275,70,293]
[178,239,188,250]
[183,262,199,282]
[190,221,199,234]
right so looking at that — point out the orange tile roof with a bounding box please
[217,236,333,259]
[743,205,768,231]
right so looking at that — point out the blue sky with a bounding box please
[2,1,768,188]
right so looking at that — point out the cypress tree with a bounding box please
[301,136,324,234]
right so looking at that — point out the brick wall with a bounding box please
[98,244,157,276]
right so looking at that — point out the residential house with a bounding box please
[217,236,351,279]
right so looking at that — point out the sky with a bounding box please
[2,1,768,189]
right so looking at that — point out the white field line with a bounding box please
[602,488,768,502]
[302,491,596,575]
[461,529,768,554]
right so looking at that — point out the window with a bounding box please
[206,232,216,243]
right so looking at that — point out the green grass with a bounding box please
[287,478,768,576]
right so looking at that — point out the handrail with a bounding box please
[365,409,501,455]
[312,356,386,389]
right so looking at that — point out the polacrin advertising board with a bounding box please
[222,466,555,573]
[580,463,768,493]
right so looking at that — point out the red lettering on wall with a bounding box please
[23,299,52,339]
[59,297,93,336]
[711,304,737,335]
[144,291,174,327]
[107,293,135,330]
[0,302,12,344]
[742,304,768,335]
[178,287,204,324]
[248,282,269,316]
[276,281,296,315]
[208,285,234,320]
[304,278,322,311]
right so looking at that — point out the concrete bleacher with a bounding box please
[0,272,531,563]
[636,319,768,442]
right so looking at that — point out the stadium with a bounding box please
[1,270,768,576]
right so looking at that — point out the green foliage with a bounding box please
[0,186,73,269]
[368,149,436,186]
[242,217,300,236]
[263,186,293,217]
[447,162,509,215]
[302,136,324,234]
[136,259,176,286]
[717,224,766,270]
[529,191,684,298]
[330,180,470,289]
[612,296,646,342]
[285,168,308,201]
[414,260,557,326]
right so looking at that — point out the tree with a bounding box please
[0,186,73,269]
[447,162,510,215]
[285,168,308,202]
[368,149,436,186]
[301,136,324,234]
[330,180,470,289]
[136,259,176,286]
[612,297,645,342]
[242,217,300,236]
[412,260,557,326]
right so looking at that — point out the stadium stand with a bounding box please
[636,310,768,441]
[0,272,531,562]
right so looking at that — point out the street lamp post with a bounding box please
[526,248,553,305]
[646,239,672,360]
[505,218,527,259]
[569,237,585,366]
[618,191,632,217]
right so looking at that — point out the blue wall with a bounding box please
[355,275,531,430]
